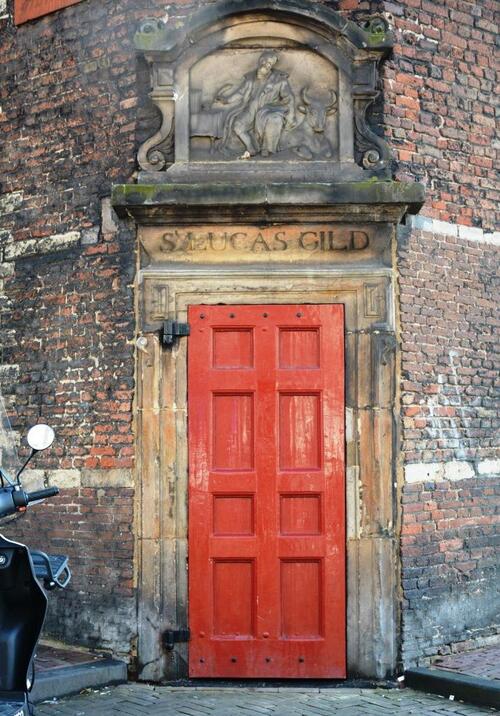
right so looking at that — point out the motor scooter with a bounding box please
[0,421,71,716]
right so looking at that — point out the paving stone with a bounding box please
[434,647,500,682]
[34,684,497,715]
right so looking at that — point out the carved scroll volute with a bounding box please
[137,88,175,172]
[353,94,391,172]
[136,19,175,172]
[351,16,393,174]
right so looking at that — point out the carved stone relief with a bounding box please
[190,49,338,161]
[134,2,395,180]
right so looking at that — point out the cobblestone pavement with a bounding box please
[434,646,500,682]
[35,684,498,715]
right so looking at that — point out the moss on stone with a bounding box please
[112,181,424,217]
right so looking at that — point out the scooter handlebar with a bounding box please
[26,487,60,502]
[0,485,60,519]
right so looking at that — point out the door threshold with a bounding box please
[159,678,399,689]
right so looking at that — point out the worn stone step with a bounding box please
[405,667,500,710]
[31,658,127,703]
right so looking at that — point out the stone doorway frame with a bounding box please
[113,0,425,684]
[134,260,399,682]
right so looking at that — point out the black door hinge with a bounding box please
[162,627,191,651]
[162,319,190,347]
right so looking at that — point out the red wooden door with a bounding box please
[188,304,345,678]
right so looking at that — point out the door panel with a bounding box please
[188,304,345,678]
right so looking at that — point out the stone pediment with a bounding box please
[134,0,396,183]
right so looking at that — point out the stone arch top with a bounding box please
[135,1,394,57]
[134,0,395,182]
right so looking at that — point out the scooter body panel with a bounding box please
[0,534,47,696]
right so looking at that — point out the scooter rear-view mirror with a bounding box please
[14,425,56,482]
[27,424,55,452]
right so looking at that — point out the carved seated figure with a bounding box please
[214,50,297,158]
[190,52,338,162]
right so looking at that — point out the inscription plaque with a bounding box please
[140,224,389,265]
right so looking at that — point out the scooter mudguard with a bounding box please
[0,534,47,706]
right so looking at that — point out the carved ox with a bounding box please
[286,88,338,160]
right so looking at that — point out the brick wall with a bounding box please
[10,481,136,655]
[0,0,498,670]
[0,193,137,654]
[397,222,499,665]
[383,0,498,231]
[0,0,145,658]
[399,225,498,466]
[389,0,500,664]
[401,475,499,664]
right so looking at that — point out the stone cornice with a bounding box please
[112,181,425,224]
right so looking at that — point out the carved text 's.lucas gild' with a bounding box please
[158,227,369,254]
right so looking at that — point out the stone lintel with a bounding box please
[112,181,425,224]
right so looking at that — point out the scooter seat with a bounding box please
[30,551,71,590]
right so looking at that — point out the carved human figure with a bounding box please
[214,50,297,157]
